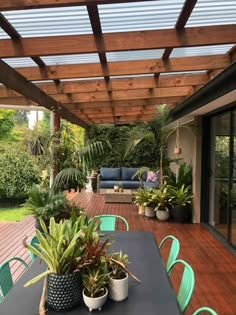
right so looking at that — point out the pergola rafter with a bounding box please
[0,0,235,126]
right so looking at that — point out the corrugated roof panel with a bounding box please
[41,54,100,66]
[2,57,38,68]
[1,6,92,37]
[161,71,206,76]
[60,77,104,82]
[187,0,236,26]
[171,44,234,57]
[99,0,185,33]
[110,74,153,79]
[0,29,10,39]
[107,49,164,62]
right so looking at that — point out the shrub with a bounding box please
[0,145,39,198]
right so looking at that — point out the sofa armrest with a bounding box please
[97,174,101,194]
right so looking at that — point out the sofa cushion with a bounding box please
[121,167,139,181]
[100,167,121,180]
[122,181,140,189]
[100,181,120,188]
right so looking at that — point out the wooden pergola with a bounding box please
[0,0,236,129]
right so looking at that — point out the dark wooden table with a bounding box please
[0,231,182,315]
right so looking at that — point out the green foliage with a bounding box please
[151,184,171,211]
[88,123,159,169]
[169,184,193,207]
[133,188,148,206]
[82,266,109,298]
[13,110,29,125]
[24,185,69,220]
[0,145,39,198]
[0,206,28,222]
[166,162,192,188]
[0,110,15,141]
[107,251,129,279]
[24,215,102,286]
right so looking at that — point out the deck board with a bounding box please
[0,190,235,314]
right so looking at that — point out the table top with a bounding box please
[0,231,182,315]
[103,189,132,195]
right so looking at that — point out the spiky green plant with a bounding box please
[151,184,171,211]
[82,266,109,298]
[107,251,129,279]
[133,188,147,206]
[24,214,100,287]
[169,184,193,207]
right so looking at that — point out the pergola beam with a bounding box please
[0,0,154,11]
[0,73,208,97]
[0,59,89,128]
[1,25,236,58]
[11,55,228,81]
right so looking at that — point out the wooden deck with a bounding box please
[1,190,236,314]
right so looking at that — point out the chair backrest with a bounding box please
[89,215,129,231]
[192,307,218,315]
[159,235,180,272]
[0,257,28,299]
[168,259,195,313]
[28,236,39,262]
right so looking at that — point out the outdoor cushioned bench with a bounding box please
[97,167,146,192]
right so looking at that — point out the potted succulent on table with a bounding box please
[107,251,129,302]
[133,188,146,215]
[82,265,109,312]
[24,214,100,312]
[151,184,171,221]
[169,184,193,223]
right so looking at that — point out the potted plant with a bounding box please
[24,214,99,311]
[169,184,193,222]
[133,188,146,215]
[151,184,171,221]
[24,185,83,231]
[142,189,156,218]
[107,251,129,302]
[82,265,109,312]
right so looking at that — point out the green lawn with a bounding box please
[0,206,28,221]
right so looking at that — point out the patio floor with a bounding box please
[0,190,236,314]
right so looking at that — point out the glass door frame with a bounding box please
[201,104,236,248]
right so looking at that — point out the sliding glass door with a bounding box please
[209,108,236,246]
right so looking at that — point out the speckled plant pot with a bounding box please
[83,288,108,312]
[46,272,81,311]
[109,273,128,302]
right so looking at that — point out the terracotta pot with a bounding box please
[83,287,108,312]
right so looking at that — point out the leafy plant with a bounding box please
[169,184,193,207]
[133,188,147,206]
[24,214,100,286]
[82,266,109,298]
[0,145,39,198]
[107,251,129,279]
[151,184,171,211]
[166,162,192,188]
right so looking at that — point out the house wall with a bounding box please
[167,117,202,223]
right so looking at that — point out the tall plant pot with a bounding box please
[171,205,191,223]
[138,205,145,215]
[47,272,81,311]
[145,206,155,218]
[108,273,128,302]
[155,209,170,221]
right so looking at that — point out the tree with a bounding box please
[0,110,15,141]
[13,110,29,125]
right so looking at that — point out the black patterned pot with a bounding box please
[47,272,81,311]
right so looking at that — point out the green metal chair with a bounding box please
[192,307,218,315]
[168,259,195,313]
[89,214,129,231]
[0,257,28,302]
[28,236,39,262]
[159,235,180,272]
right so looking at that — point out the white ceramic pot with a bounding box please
[145,206,155,218]
[138,205,145,215]
[82,287,108,312]
[155,209,170,221]
[108,273,128,302]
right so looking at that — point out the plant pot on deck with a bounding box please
[144,206,155,218]
[46,272,82,311]
[171,205,192,223]
[155,209,170,221]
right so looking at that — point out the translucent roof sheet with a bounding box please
[107,49,164,62]
[110,74,153,79]
[60,77,104,82]
[161,71,206,76]
[2,57,38,68]
[171,44,234,57]
[1,6,93,38]
[41,54,100,66]
[98,0,185,33]
[187,0,236,26]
